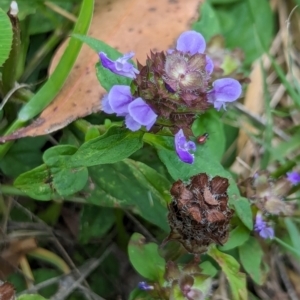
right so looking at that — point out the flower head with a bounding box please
[166,173,232,254]
[254,213,274,239]
[207,78,242,110]
[99,52,139,79]
[287,171,300,185]
[175,129,196,164]
[102,85,157,131]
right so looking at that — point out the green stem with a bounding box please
[274,237,300,258]
[18,0,94,122]
[270,154,300,178]
[0,184,27,196]
[0,0,94,160]
[0,119,26,157]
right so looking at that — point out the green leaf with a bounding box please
[193,2,221,41]
[128,233,165,282]
[216,0,274,66]
[43,145,78,166]
[208,0,240,3]
[0,7,13,67]
[208,246,247,300]
[14,164,55,201]
[147,134,228,181]
[199,261,218,277]
[219,224,250,251]
[285,218,300,255]
[43,145,88,197]
[32,268,60,298]
[0,136,46,178]
[17,295,47,300]
[70,127,144,167]
[232,197,253,230]
[52,166,88,196]
[17,0,94,122]
[87,159,170,231]
[79,206,115,244]
[0,0,94,161]
[192,109,225,161]
[239,237,265,285]
[129,288,155,300]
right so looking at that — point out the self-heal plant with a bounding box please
[99,30,243,163]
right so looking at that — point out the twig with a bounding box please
[233,102,291,141]
[276,255,299,300]
[0,84,29,110]
[50,246,113,300]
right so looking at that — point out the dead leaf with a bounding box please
[2,0,201,141]
[0,238,37,278]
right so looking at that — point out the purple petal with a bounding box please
[138,282,154,291]
[125,114,142,131]
[145,117,157,131]
[205,55,214,75]
[99,52,139,79]
[101,94,114,114]
[254,213,274,239]
[254,213,265,231]
[287,172,300,185]
[176,31,206,55]
[108,85,133,115]
[259,227,274,239]
[208,78,242,111]
[174,129,196,164]
[128,98,157,129]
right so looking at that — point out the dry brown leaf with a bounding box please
[0,238,37,278]
[3,0,201,140]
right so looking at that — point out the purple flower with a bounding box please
[175,129,196,164]
[99,52,139,79]
[254,213,274,239]
[138,281,154,291]
[207,78,242,111]
[287,171,300,185]
[102,85,157,132]
[176,31,206,55]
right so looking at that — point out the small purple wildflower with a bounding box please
[102,85,157,131]
[254,213,274,239]
[138,281,154,291]
[173,31,242,110]
[99,52,139,79]
[175,129,196,164]
[207,78,242,111]
[287,171,300,185]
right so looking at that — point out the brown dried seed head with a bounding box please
[165,173,233,254]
